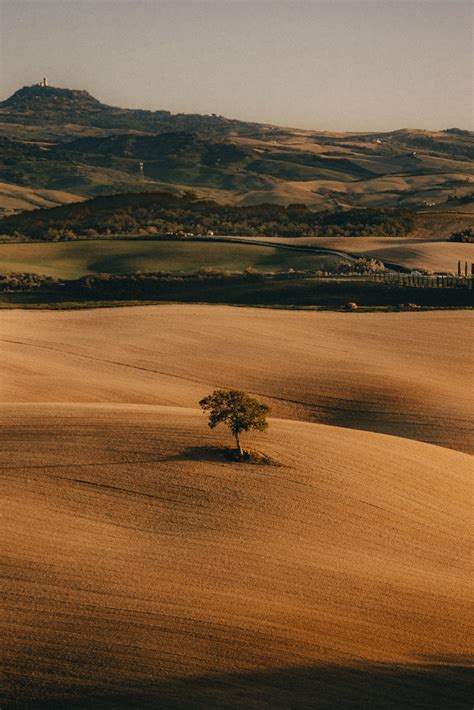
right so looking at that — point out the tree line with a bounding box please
[0,191,416,240]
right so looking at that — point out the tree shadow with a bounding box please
[169,446,279,466]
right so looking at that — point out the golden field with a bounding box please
[1,305,472,708]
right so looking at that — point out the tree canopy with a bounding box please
[199,389,270,457]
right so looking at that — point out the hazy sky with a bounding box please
[0,0,472,131]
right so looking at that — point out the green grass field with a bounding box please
[0,239,344,278]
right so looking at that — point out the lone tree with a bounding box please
[199,389,270,457]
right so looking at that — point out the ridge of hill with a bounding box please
[0,84,257,138]
[0,84,473,211]
[1,84,103,110]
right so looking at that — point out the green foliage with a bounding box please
[0,191,417,239]
[446,192,474,205]
[449,228,474,243]
[0,272,59,291]
[199,389,270,455]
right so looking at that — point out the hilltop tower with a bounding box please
[40,77,48,87]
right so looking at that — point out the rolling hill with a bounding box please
[1,306,472,452]
[1,305,472,707]
[0,80,472,709]
[256,236,474,273]
[0,240,345,279]
[0,179,82,217]
[0,84,472,212]
[325,238,473,273]
[1,403,471,709]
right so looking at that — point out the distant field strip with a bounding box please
[237,236,474,273]
[0,239,346,279]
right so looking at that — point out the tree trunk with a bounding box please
[235,432,243,458]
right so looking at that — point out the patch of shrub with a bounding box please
[0,272,60,291]
[449,228,474,243]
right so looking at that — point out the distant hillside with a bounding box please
[0,83,473,211]
[0,180,82,217]
[0,191,417,239]
[0,84,259,139]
